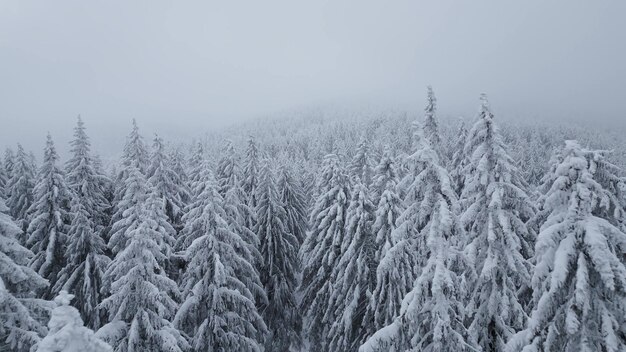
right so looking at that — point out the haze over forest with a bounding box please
[1,0,625,157]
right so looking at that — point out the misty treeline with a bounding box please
[1,88,626,352]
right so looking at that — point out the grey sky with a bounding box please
[1,0,625,157]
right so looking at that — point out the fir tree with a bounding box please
[177,164,266,303]
[169,147,191,205]
[360,137,471,352]
[99,201,187,352]
[278,163,308,245]
[216,140,241,198]
[300,154,351,349]
[0,159,8,199]
[450,118,469,196]
[364,147,405,335]
[175,166,267,351]
[422,86,445,164]
[0,196,50,352]
[36,291,112,352]
[55,195,110,329]
[65,116,110,234]
[108,166,148,256]
[242,136,260,231]
[350,137,373,186]
[461,95,535,352]
[4,148,15,178]
[26,134,71,300]
[146,135,186,232]
[6,143,36,237]
[186,142,205,191]
[216,140,262,269]
[507,141,626,352]
[325,180,376,351]
[256,159,301,351]
[109,120,149,244]
[370,146,403,262]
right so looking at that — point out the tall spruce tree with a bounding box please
[146,135,186,232]
[299,154,351,349]
[325,180,376,351]
[186,142,205,191]
[256,159,301,351]
[370,146,403,262]
[507,141,626,352]
[422,86,445,164]
[55,194,110,329]
[4,148,15,180]
[109,120,149,243]
[364,146,405,335]
[26,134,71,299]
[216,140,262,269]
[108,166,148,256]
[175,165,267,351]
[65,117,110,235]
[0,196,50,352]
[461,95,535,352]
[0,158,8,199]
[278,163,308,245]
[350,137,373,186]
[99,197,187,352]
[450,118,469,196]
[242,136,260,232]
[360,137,471,352]
[6,143,36,237]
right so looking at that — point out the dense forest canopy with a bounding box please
[1,91,625,352]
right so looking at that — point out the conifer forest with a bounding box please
[2,1,626,351]
[1,88,626,352]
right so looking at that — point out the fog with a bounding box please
[1,0,625,157]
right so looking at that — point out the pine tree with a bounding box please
[99,200,187,352]
[256,159,301,351]
[0,159,8,199]
[55,195,110,329]
[146,135,186,232]
[325,180,376,351]
[108,120,149,244]
[108,166,148,256]
[278,163,308,245]
[4,148,15,178]
[360,137,471,352]
[175,166,266,351]
[461,95,535,352]
[450,118,469,196]
[422,86,445,164]
[186,142,205,191]
[507,141,626,352]
[242,136,260,231]
[350,137,373,186]
[117,119,149,177]
[364,147,405,335]
[26,134,71,300]
[0,195,50,352]
[6,143,36,237]
[216,140,262,269]
[370,146,403,262]
[370,127,446,335]
[65,116,110,234]
[216,140,241,198]
[300,154,351,349]
[169,147,191,205]
[36,291,112,352]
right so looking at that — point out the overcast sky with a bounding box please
[1,0,625,157]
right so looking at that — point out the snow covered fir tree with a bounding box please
[1,87,625,352]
